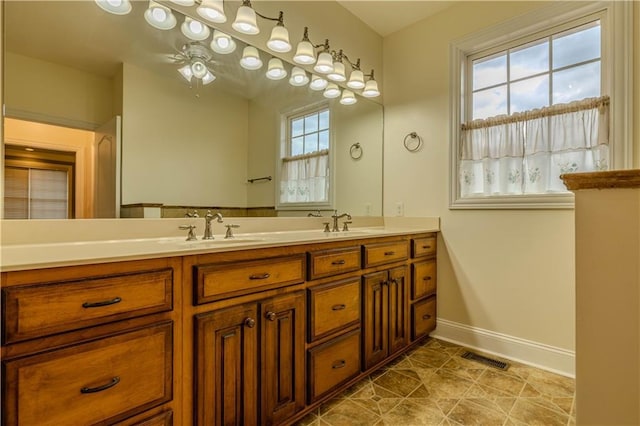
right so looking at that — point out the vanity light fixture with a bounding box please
[327,50,346,82]
[289,67,309,86]
[309,75,329,91]
[144,1,177,30]
[210,30,236,54]
[196,0,226,23]
[323,83,341,99]
[232,0,259,34]
[181,16,210,40]
[362,70,380,98]
[266,58,287,80]
[240,46,263,70]
[340,89,357,105]
[94,0,131,15]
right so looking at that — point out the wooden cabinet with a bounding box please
[194,291,305,426]
[410,235,437,342]
[362,266,408,370]
[1,258,180,426]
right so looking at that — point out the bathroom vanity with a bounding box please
[1,224,438,425]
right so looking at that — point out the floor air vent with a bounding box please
[461,351,509,370]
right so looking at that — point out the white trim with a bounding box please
[431,318,575,378]
[449,1,633,210]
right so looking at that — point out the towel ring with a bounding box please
[403,132,423,152]
[350,142,363,160]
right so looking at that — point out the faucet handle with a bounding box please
[185,209,199,218]
[323,222,331,233]
[225,224,240,239]
[342,221,352,232]
[179,224,197,241]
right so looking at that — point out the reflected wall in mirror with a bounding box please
[2,1,383,219]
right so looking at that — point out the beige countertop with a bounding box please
[0,217,439,272]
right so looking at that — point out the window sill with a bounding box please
[450,193,575,210]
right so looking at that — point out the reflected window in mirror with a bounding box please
[278,105,332,208]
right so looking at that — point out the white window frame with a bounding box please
[449,1,633,209]
[275,101,335,211]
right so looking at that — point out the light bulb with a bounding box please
[309,75,328,91]
[210,30,236,54]
[323,83,341,99]
[289,67,309,86]
[144,1,176,30]
[191,59,208,79]
[240,46,263,70]
[178,64,193,82]
[197,0,226,23]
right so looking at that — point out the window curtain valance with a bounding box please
[459,96,610,197]
[280,150,329,203]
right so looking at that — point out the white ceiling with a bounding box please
[336,1,455,37]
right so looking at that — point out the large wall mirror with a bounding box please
[2,0,383,219]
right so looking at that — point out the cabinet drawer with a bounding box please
[114,410,173,426]
[308,246,361,280]
[3,269,173,344]
[195,254,305,304]
[363,241,409,268]
[412,260,437,300]
[308,330,361,402]
[412,296,436,340]
[412,236,436,258]
[3,322,173,426]
[308,278,360,341]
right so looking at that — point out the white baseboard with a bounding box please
[431,318,575,378]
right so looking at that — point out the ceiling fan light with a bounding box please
[210,30,236,54]
[202,70,216,85]
[144,1,176,30]
[309,75,328,91]
[266,58,287,80]
[181,17,210,41]
[94,0,132,15]
[178,64,193,82]
[327,61,346,82]
[346,69,365,89]
[340,89,357,105]
[190,58,209,79]
[197,0,226,23]
[240,46,263,70]
[314,51,334,74]
[266,25,292,53]
[323,83,341,99]
[362,79,380,98]
[292,40,315,65]
[232,5,259,35]
[289,67,309,86]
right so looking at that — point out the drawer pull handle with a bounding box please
[80,376,120,394]
[384,251,396,256]
[82,297,122,308]
[422,314,432,320]
[332,360,346,369]
[331,259,346,265]
[423,276,432,281]
[265,311,277,321]
[249,273,270,280]
[331,304,346,311]
[422,245,432,249]
[244,317,256,328]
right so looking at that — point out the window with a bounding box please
[450,2,633,209]
[278,106,332,207]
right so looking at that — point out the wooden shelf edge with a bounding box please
[561,169,640,190]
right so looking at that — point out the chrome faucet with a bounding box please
[307,210,322,217]
[185,209,199,218]
[202,210,223,240]
[331,210,352,232]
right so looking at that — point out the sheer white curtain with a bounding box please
[459,96,609,197]
[280,149,329,203]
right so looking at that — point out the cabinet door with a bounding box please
[195,303,258,426]
[362,271,389,370]
[260,292,306,425]
[388,266,408,355]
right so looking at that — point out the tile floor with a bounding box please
[296,338,575,426]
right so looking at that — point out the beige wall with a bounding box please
[3,52,114,129]
[120,63,249,207]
